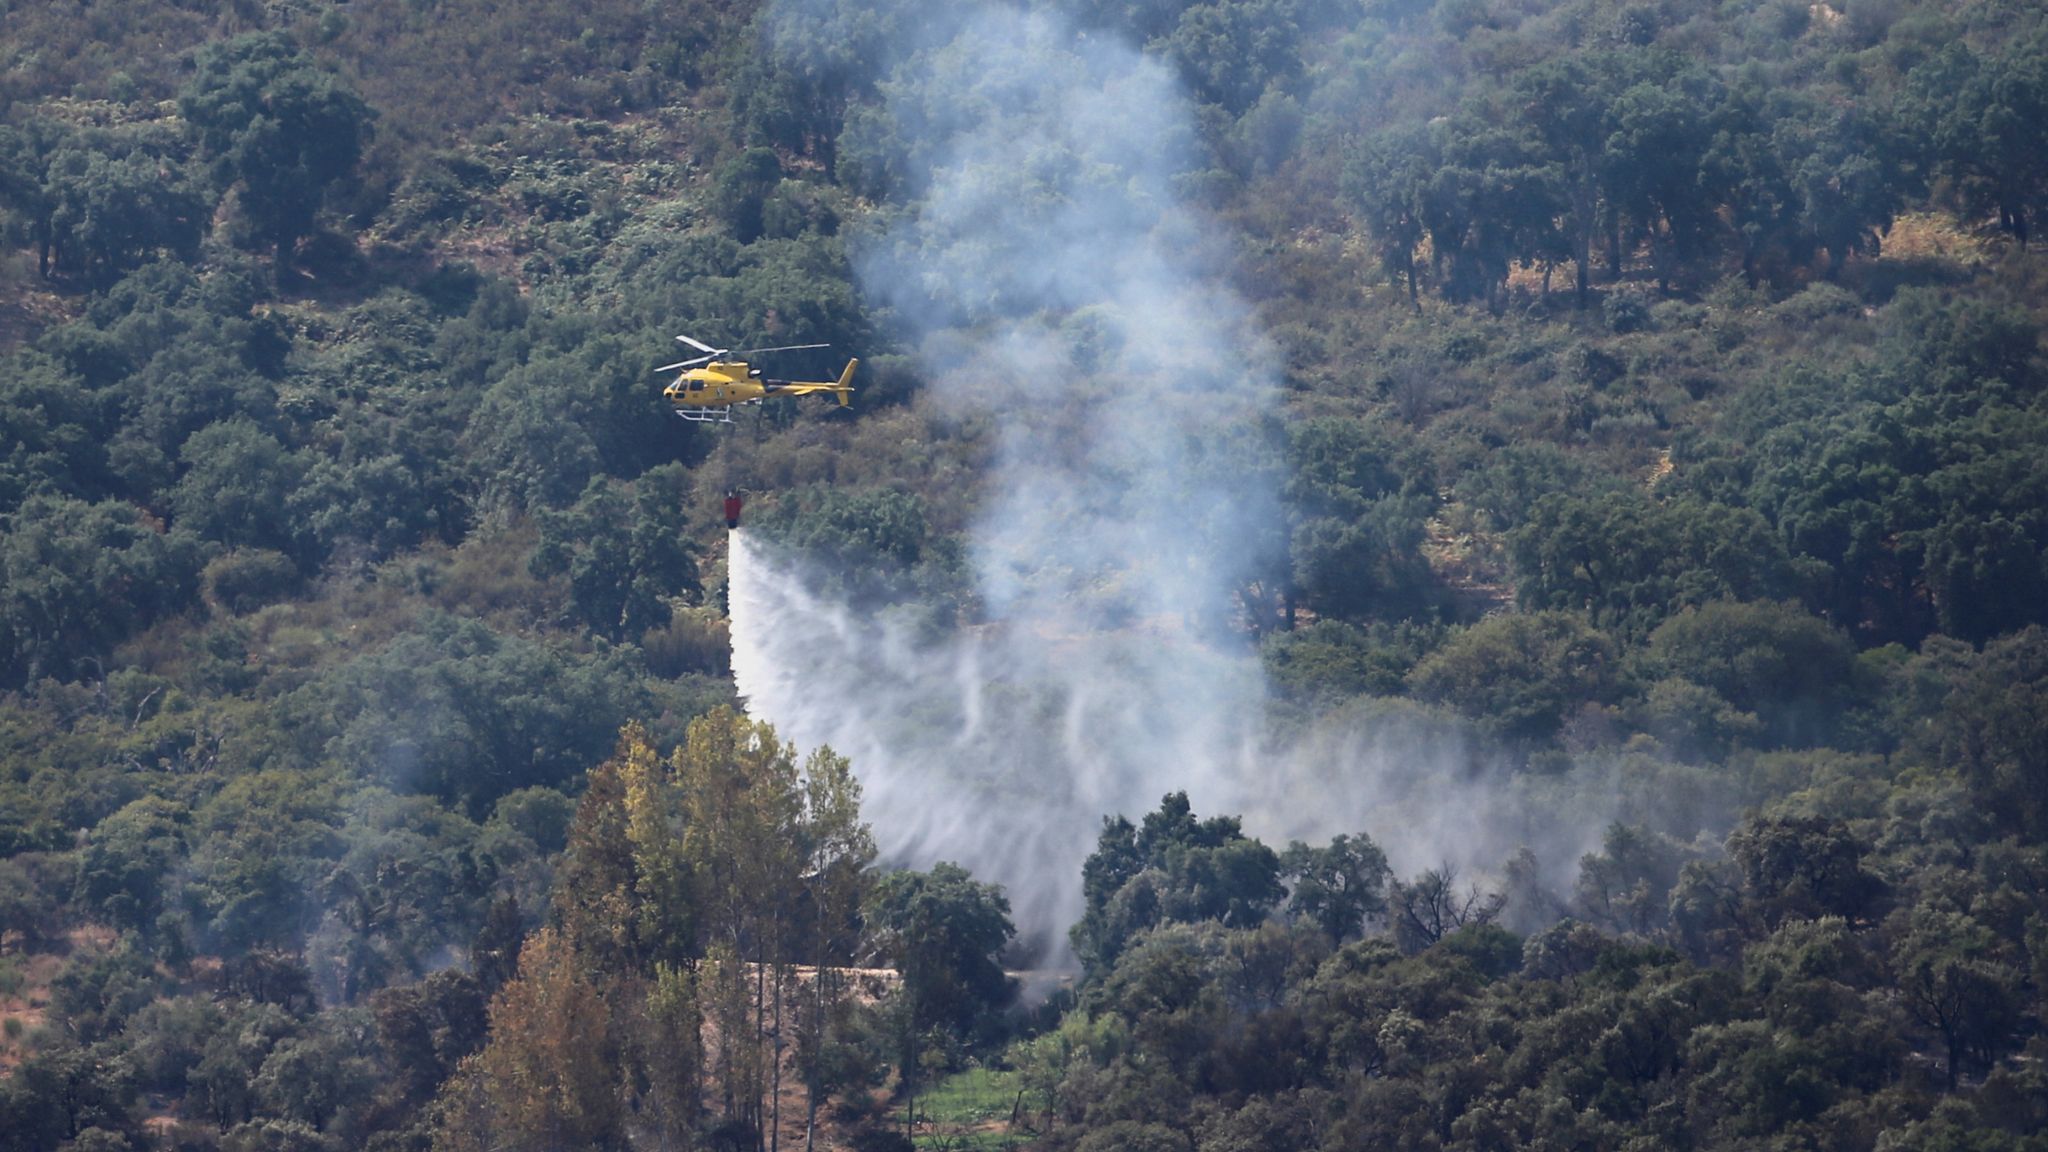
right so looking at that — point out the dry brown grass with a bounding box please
[1645,447,1674,488]
[0,281,85,355]
[1421,497,1514,617]
[0,924,121,1075]
[1881,211,1993,266]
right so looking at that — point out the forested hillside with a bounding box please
[1,0,2046,1149]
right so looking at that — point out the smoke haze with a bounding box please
[733,0,1624,956]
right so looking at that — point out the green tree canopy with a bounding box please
[531,467,699,642]
[1408,610,1620,743]
[0,494,203,687]
[1282,833,1392,945]
[1073,792,1285,973]
[866,861,1016,1040]
[179,32,375,275]
[1641,599,1857,748]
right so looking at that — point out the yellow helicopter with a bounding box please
[657,334,857,424]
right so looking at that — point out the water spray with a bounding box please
[727,0,1620,959]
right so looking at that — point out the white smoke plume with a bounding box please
[733,0,1624,956]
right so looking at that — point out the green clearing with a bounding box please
[900,1066,1033,1151]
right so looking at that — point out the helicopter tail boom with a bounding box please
[835,358,859,406]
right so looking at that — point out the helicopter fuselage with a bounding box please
[662,357,857,422]
[663,360,771,409]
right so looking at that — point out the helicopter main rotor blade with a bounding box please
[674,334,721,354]
[733,343,830,356]
[656,354,718,372]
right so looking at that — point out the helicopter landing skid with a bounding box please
[673,407,736,424]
